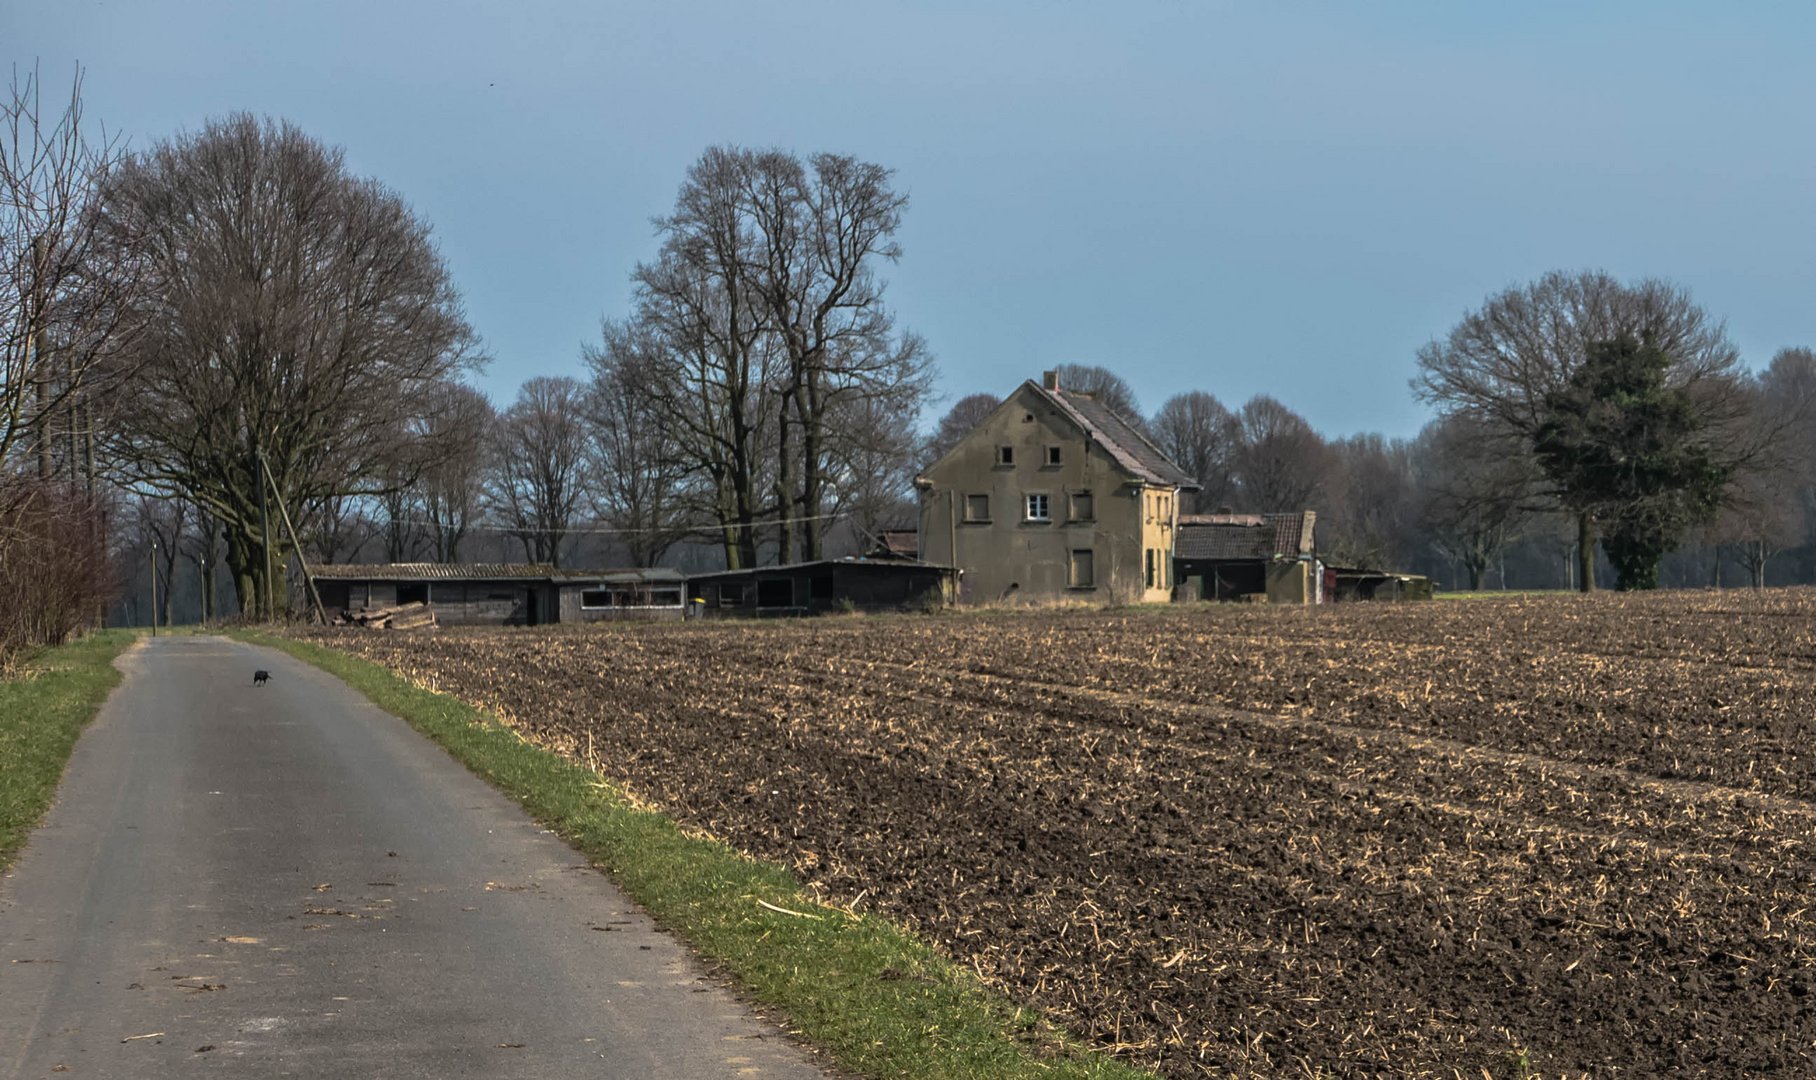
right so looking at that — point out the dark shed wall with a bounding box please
[1175,559,1266,600]
[690,562,955,616]
[557,583,685,622]
[425,581,533,625]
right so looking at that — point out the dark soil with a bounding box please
[298,590,1816,1078]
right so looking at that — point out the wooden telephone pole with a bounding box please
[258,449,327,625]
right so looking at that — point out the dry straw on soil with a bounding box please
[300,590,1816,1078]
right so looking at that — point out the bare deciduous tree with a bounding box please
[92,115,477,617]
[1,65,139,476]
[1322,433,1418,570]
[304,491,375,565]
[1413,413,1536,590]
[485,376,589,567]
[417,381,493,563]
[585,347,692,567]
[1706,352,1816,586]
[617,149,784,570]
[735,148,933,562]
[1150,391,1237,512]
[923,391,1001,468]
[1413,270,1746,591]
[130,490,187,625]
[599,146,932,569]
[824,391,921,546]
[1228,395,1329,512]
[1053,364,1143,427]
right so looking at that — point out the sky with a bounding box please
[11,1,1816,439]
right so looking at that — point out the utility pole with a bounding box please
[66,352,78,481]
[150,539,158,637]
[258,446,273,621]
[31,236,50,481]
[259,450,327,625]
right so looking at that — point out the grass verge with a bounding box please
[234,630,1156,1080]
[0,630,135,870]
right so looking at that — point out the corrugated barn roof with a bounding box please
[1176,511,1316,561]
[309,563,683,583]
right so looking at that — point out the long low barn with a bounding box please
[687,558,959,616]
[308,564,686,626]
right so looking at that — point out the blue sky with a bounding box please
[14,1,1816,438]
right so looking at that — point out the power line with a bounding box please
[365,510,852,537]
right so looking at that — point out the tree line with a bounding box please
[8,71,1816,650]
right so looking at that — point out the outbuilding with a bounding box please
[1173,512,1320,603]
[308,563,685,626]
[686,558,958,616]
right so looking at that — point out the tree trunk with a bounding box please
[1467,559,1484,591]
[800,370,824,561]
[1576,513,1596,593]
[775,403,794,566]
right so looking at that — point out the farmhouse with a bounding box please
[308,563,685,625]
[1174,511,1320,603]
[916,370,1198,603]
[687,557,958,616]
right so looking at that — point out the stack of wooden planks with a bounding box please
[337,601,438,629]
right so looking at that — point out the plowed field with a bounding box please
[297,590,1816,1078]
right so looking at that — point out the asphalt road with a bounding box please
[0,636,831,1079]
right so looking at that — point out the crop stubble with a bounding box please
[299,590,1816,1077]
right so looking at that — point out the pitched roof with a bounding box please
[1025,382,1199,489]
[1176,511,1316,561]
[307,562,683,584]
[872,530,920,559]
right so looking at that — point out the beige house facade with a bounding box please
[916,371,1199,604]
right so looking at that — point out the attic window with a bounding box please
[997,445,1015,466]
[1045,446,1062,466]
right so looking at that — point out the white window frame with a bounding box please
[1025,493,1051,522]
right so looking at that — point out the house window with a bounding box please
[581,589,611,609]
[1145,548,1156,588]
[997,445,1015,466]
[1069,549,1095,589]
[1025,493,1051,522]
[964,494,991,522]
[719,584,746,607]
[1045,445,1062,466]
[1070,491,1094,522]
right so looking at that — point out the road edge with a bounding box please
[231,629,1158,1080]
[0,630,137,872]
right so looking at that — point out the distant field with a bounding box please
[299,592,1816,1077]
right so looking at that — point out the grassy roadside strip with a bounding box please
[236,630,1157,1080]
[0,630,136,871]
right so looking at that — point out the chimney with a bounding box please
[1042,369,1060,391]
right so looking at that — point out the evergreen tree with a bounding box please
[1534,337,1728,589]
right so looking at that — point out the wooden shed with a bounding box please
[686,559,958,616]
[309,564,684,626]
